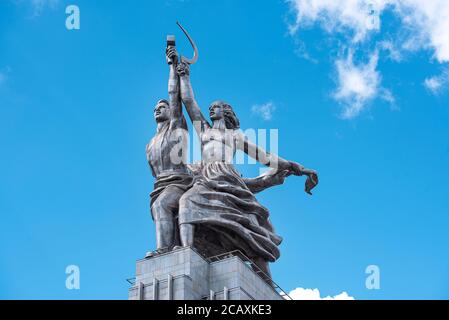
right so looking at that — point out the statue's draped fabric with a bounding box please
[179,161,282,262]
[150,174,194,218]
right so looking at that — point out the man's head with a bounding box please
[154,99,170,122]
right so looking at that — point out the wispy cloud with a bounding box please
[0,67,11,87]
[287,0,386,42]
[379,40,403,62]
[251,101,276,121]
[287,0,449,118]
[333,50,395,118]
[289,287,355,300]
[288,0,449,62]
[18,0,60,16]
[0,73,6,87]
[334,50,382,119]
[424,69,449,94]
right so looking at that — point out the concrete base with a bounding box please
[128,247,284,300]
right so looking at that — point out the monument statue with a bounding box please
[146,23,318,278]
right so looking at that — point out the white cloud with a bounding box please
[287,0,449,117]
[424,69,449,94]
[424,77,442,93]
[251,102,276,121]
[395,0,449,63]
[379,40,402,62]
[334,50,386,119]
[288,0,449,62]
[287,0,389,42]
[289,287,355,300]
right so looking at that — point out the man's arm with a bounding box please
[166,47,183,122]
[177,62,210,134]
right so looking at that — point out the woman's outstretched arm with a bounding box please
[234,130,297,172]
[243,169,290,194]
[235,131,319,194]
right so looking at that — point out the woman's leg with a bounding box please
[178,187,197,247]
[179,223,195,247]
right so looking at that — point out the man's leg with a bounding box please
[151,186,185,252]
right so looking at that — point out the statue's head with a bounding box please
[209,100,240,129]
[154,99,170,122]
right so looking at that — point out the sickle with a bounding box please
[176,21,199,65]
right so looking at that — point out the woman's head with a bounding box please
[209,100,240,129]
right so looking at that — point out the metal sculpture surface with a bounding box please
[146,23,318,276]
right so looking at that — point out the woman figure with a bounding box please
[176,62,318,276]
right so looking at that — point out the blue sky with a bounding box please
[0,0,448,300]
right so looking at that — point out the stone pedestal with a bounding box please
[128,247,284,300]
